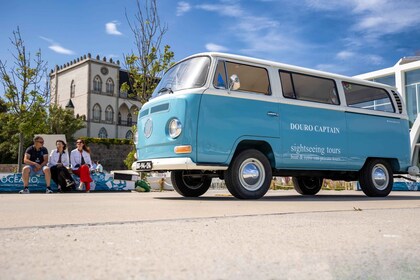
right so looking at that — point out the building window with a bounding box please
[371,74,396,87]
[105,105,114,123]
[98,127,108,138]
[70,80,75,98]
[126,130,133,140]
[93,104,101,122]
[118,112,122,125]
[106,78,114,95]
[93,76,102,93]
[127,113,132,126]
[405,69,420,126]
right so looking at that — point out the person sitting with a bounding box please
[96,161,104,173]
[70,139,93,192]
[48,140,75,192]
[20,136,52,194]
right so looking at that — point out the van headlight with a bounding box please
[169,118,182,138]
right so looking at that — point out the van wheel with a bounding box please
[292,177,323,195]
[225,149,272,199]
[171,171,211,197]
[359,159,393,197]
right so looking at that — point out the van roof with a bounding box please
[184,52,398,91]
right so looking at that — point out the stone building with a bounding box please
[49,53,141,139]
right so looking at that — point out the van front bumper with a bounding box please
[132,157,228,172]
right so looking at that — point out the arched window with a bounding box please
[127,113,132,126]
[70,80,75,98]
[106,78,114,95]
[105,105,114,123]
[93,104,101,122]
[93,76,102,93]
[126,130,133,140]
[118,112,122,125]
[98,127,108,138]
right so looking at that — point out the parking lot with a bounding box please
[1,189,420,279]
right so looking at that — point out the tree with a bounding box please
[0,27,85,167]
[46,104,86,142]
[0,27,50,170]
[122,0,175,104]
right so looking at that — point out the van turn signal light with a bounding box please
[174,145,192,154]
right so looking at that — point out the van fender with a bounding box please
[226,136,279,168]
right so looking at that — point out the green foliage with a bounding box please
[124,149,136,169]
[0,27,85,164]
[47,104,85,142]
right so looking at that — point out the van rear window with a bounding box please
[342,82,395,113]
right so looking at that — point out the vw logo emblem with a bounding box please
[144,118,153,138]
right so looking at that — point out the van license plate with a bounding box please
[137,161,153,171]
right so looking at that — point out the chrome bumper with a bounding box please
[132,157,228,172]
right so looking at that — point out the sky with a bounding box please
[0,0,420,79]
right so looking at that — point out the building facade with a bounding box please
[355,57,420,126]
[49,54,141,139]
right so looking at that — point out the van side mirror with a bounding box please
[229,74,240,91]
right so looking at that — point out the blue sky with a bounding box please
[1,0,420,78]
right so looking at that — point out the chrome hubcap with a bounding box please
[239,158,265,191]
[372,164,389,191]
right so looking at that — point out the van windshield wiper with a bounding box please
[157,87,173,95]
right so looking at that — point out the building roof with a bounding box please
[399,56,420,65]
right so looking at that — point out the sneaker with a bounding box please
[77,182,85,191]
[19,188,30,194]
[46,188,53,194]
[57,187,63,193]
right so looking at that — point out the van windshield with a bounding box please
[151,56,211,99]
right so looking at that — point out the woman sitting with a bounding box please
[70,139,93,192]
[48,140,75,192]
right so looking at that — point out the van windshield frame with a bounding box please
[151,56,211,99]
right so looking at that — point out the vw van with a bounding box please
[132,52,413,199]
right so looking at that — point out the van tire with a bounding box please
[359,159,393,197]
[292,177,323,195]
[171,171,211,197]
[225,149,272,199]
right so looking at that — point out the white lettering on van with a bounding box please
[290,123,340,134]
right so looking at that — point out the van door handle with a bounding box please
[267,112,279,117]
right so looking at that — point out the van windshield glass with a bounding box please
[151,56,210,99]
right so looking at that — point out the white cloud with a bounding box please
[194,2,304,58]
[336,51,355,60]
[40,36,75,55]
[49,45,75,55]
[106,21,123,36]
[205,43,228,52]
[177,2,191,16]
[306,0,420,37]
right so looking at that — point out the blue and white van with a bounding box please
[132,52,413,199]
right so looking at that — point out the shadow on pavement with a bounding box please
[155,193,420,202]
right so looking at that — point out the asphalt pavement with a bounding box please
[1,189,420,279]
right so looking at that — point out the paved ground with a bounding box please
[1,189,420,279]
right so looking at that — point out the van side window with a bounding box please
[213,61,227,89]
[279,71,339,105]
[225,62,271,95]
[342,82,395,113]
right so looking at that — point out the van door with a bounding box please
[278,71,347,170]
[196,60,280,164]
